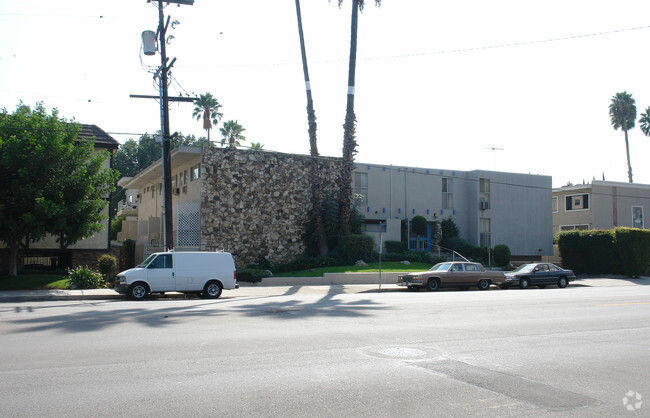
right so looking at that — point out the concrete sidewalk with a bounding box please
[0,276,647,302]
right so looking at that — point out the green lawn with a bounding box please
[276,261,432,277]
[0,273,70,291]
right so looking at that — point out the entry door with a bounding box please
[146,254,175,292]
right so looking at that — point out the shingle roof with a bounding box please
[77,124,120,150]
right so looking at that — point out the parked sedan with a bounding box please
[397,261,506,291]
[504,263,576,289]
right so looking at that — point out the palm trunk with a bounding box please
[295,0,328,256]
[339,0,359,235]
[624,129,633,183]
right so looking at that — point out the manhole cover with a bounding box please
[377,347,426,358]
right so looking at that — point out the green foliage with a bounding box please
[492,244,511,267]
[304,189,364,256]
[220,120,246,148]
[119,239,136,271]
[558,230,618,275]
[237,268,272,283]
[615,228,650,277]
[440,216,460,247]
[67,265,104,289]
[111,216,125,240]
[0,102,117,276]
[382,251,440,264]
[411,215,427,236]
[97,254,117,278]
[337,234,376,264]
[385,240,407,253]
[271,254,339,273]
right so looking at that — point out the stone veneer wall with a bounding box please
[200,148,341,267]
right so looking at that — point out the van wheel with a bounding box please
[202,281,222,299]
[477,279,490,290]
[128,282,149,301]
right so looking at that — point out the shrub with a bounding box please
[337,234,376,264]
[98,254,117,278]
[492,244,511,267]
[440,216,459,247]
[68,265,104,289]
[615,227,650,277]
[558,230,618,275]
[237,269,272,283]
[385,240,407,253]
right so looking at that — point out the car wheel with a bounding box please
[477,279,490,290]
[202,280,223,299]
[519,277,530,289]
[557,277,568,288]
[128,282,149,301]
[537,285,547,289]
[426,278,440,292]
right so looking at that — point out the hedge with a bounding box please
[558,228,650,276]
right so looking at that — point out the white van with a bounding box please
[115,251,238,300]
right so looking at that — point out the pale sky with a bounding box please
[2,0,650,188]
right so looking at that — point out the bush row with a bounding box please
[558,227,650,277]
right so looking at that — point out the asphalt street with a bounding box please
[1,281,648,417]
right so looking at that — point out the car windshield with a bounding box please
[136,253,157,268]
[429,263,452,272]
[513,264,536,273]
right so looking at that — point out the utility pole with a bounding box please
[136,0,194,251]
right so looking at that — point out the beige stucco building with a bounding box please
[552,180,650,236]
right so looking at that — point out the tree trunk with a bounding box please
[624,129,633,183]
[339,0,360,235]
[8,244,19,277]
[295,0,328,256]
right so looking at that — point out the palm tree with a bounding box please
[609,91,637,183]
[192,93,223,142]
[336,0,381,233]
[250,142,264,150]
[220,120,246,148]
[295,0,328,256]
[640,106,650,137]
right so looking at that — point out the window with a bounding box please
[148,254,172,269]
[632,206,644,228]
[465,264,479,272]
[559,224,590,231]
[171,175,178,190]
[191,164,200,181]
[552,196,558,213]
[565,193,589,211]
[480,218,491,247]
[442,178,453,210]
[354,172,368,206]
[479,178,490,209]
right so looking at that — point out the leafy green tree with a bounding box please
[333,0,382,234]
[639,106,650,138]
[49,136,117,250]
[0,102,117,276]
[192,92,223,142]
[220,120,246,148]
[609,91,637,183]
[411,215,427,237]
[250,142,265,150]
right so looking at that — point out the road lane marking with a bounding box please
[596,302,650,307]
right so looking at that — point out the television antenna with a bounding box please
[484,146,504,171]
